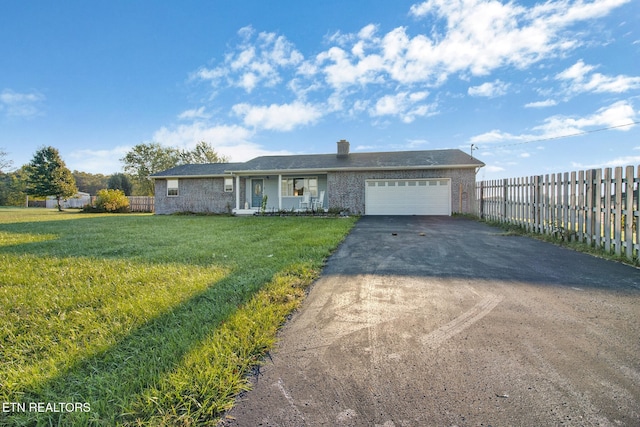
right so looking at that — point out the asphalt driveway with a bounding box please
[222,216,640,426]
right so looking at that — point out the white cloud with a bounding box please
[556,59,595,81]
[193,27,303,93]
[153,122,252,150]
[468,80,510,97]
[571,155,640,169]
[470,129,524,144]
[232,101,324,131]
[484,165,506,173]
[370,91,435,123]
[533,100,637,136]
[67,146,130,174]
[178,107,211,120]
[186,0,630,131]
[404,0,630,81]
[471,100,638,144]
[151,121,290,162]
[316,46,385,89]
[0,89,45,118]
[525,99,558,108]
[405,138,430,148]
[556,59,640,94]
[285,0,632,117]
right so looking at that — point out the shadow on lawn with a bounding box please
[5,268,266,426]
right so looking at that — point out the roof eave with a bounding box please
[150,174,228,179]
[153,162,485,178]
[231,164,484,174]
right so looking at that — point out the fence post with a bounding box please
[577,170,584,243]
[534,175,542,233]
[614,167,623,256]
[543,174,549,234]
[603,168,612,253]
[516,177,522,227]
[594,168,602,249]
[479,181,484,219]
[624,165,634,260]
[501,178,507,223]
[553,173,559,232]
[562,172,569,236]
[569,171,576,240]
[585,169,594,246]
[636,165,640,260]
[524,176,529,228]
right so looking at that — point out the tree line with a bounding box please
[0,141,227,209]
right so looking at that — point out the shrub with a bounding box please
[94,189,130,213]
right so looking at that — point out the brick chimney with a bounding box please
[337,139,350,158]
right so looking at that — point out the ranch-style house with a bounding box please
[151,139,485,216]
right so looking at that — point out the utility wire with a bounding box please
[478,120,640,150]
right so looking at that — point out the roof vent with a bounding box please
[337,139,350,158]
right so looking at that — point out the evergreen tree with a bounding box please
[26,146,77,211]
[0,166,28,206]
[107,173,133,195]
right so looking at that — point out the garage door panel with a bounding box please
[365,179,450,215]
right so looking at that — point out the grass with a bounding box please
[480,217,639,267]
[0,208,357,426]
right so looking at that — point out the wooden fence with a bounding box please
[88,196,155,212]
[476,165,639,262]
[127,196,154,213]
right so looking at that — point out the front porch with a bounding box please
[232,173,328,214]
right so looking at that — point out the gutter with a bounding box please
[226,163,484,175]
[151,163,485,179]
[150,174,228,179]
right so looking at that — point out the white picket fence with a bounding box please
[476,165,639,262]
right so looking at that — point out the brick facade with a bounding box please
[155,170,478,215]
[154,178,235,215]
[327,169,477,215]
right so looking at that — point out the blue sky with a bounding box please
[1,0,639,180]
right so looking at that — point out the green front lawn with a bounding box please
[0,209,356,426]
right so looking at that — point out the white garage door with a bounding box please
[365,179,451,215]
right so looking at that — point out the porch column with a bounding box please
[235,175,240,210]
[278,174,282,210]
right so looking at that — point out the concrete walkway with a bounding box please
[222,216,640,426]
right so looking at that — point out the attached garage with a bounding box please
[153,141,484,216]
[365,179,451,215]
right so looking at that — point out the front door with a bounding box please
[251,179,264,208]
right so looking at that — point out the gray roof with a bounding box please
[150,163,243,178]
[151,149,484,178]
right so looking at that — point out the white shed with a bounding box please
[46,192,91,209]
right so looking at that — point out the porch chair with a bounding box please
[313,190,325,211]
[299,193,311,210]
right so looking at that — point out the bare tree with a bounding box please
[0,148,14,173]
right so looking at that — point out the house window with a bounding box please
[224,177,233,192]
[167,179,179,197]
[281,177,318,197]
